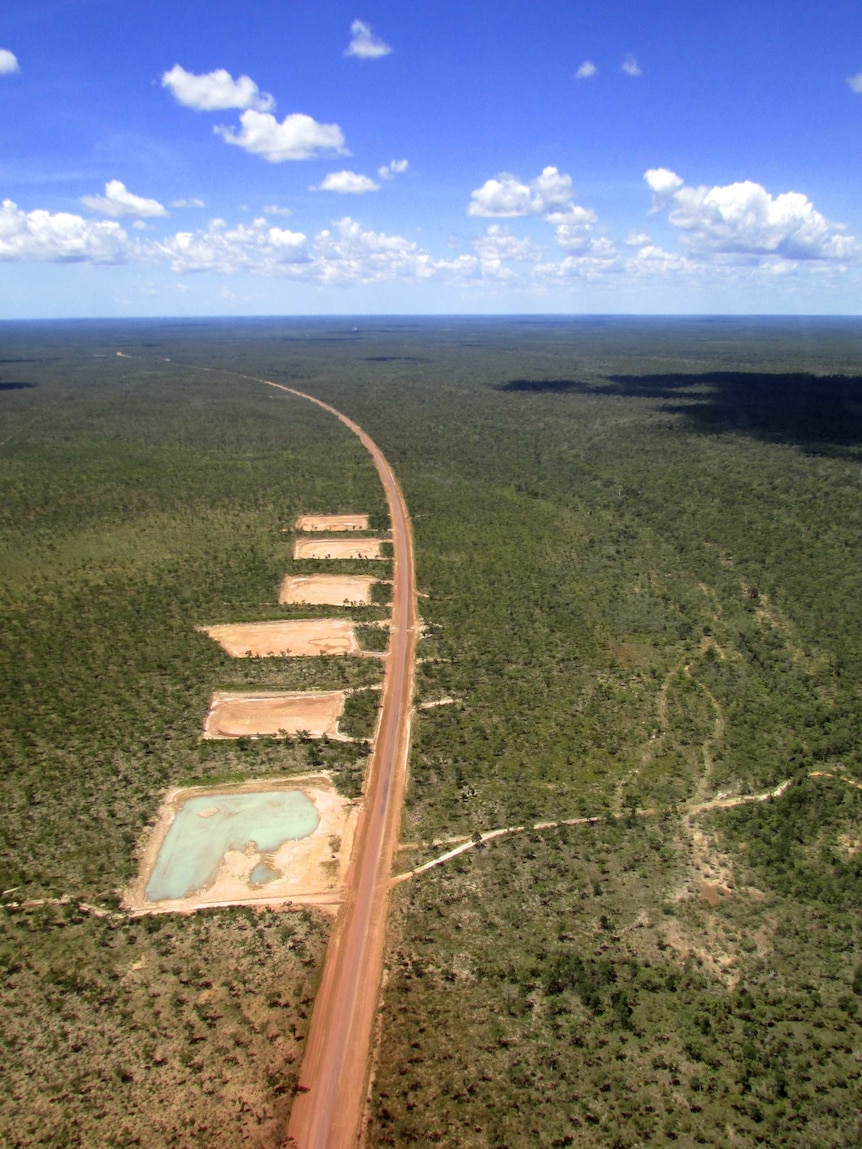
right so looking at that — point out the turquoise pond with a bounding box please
[145,790,320,902]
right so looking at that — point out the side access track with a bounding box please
[262,383,419,1149]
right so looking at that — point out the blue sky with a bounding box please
[2,0,862,317]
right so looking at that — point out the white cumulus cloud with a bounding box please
[547,205,600,251]
[139,217,471,288]
[345,19,392,59]
[468,167,608,267]
[536,236,620,281]
[468,174,533,218]
[215,110,345,162]
[645,169,859,262]
[644,167,685,212]
[153,216,308,275]
[622,54,642,77]
[314,170,379,194]
[0,49,19,75]
[468,167,576,218]
[313,217,424,284]
[0,200,131,263]
[847,72,862,93]
[313,217,473,285]
[575,61,596,80]
[473,225,542,278]
[81,180,167,219]
[378,159,409,180]
[627,244,696,277]
[532,167,575,211]
[161,65,274,111]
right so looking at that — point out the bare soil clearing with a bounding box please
[295,514,369,532]
[202,690,349,740]
[125,776,358,914]
[201,619,360,657]
[279,574,378,605]
[293,538,386,560]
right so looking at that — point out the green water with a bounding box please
[145,790,319,901]
[250,860,281,886]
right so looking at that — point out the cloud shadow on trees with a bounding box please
[361,356,432,363]
[498,372,862,455]
[498,379,581,394]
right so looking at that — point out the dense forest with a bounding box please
[1,316,861,1146]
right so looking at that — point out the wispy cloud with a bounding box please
[161,65,274,112]
[847,72,862,93]
[575,61,596,80]
[622,54,642,77]
[378,159,409,180]
[345,19,392,59]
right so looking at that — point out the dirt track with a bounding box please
[262,383,418,1149]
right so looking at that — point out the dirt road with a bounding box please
[113,355,417,1146]
[262,384,418,1149]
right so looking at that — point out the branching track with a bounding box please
[260,384,419,1149]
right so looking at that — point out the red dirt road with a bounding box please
[263,383,418,1149]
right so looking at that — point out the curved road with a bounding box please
[262,383,418,1149]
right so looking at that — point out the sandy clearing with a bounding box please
[200,619,360,657]
[124,775,359,915]
[202,690,349,740]
[279,574,378,605]
[295,514,369,532]
[293,537,386,560]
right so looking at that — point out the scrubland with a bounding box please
[2,317,861,1146]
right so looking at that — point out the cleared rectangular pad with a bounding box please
[295,513,369,532]
[293,537,385,560]
[201,619,360,657]
[279,574,378,605]
[202,691,346,739]
[124,778,359,914]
